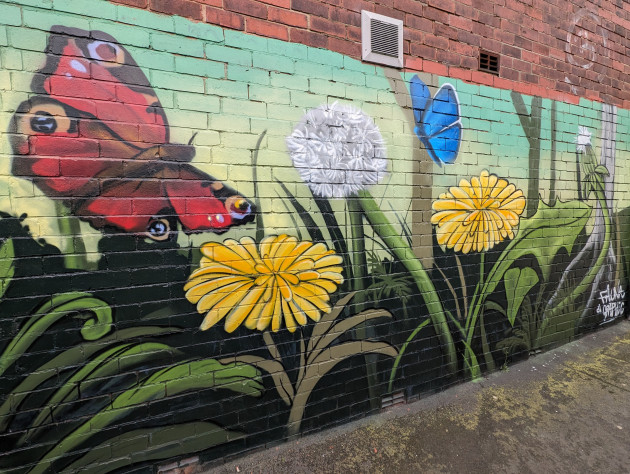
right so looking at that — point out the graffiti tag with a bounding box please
[596,283,625,323]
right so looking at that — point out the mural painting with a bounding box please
[0,11,628,473]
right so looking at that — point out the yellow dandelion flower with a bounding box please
[431,170,526,254]
[184,235,344,333]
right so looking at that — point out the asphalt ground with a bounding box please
[204,319,630,474]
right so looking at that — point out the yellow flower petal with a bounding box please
[431,171,525,254]
[200,242,257,274]
[199,282,254,330]
[196,281,252,313]
[270,289,283,332]
[256,285,278,331]
[281,298,297,332]
[288,299,307,326]
[279,241,315,271]
[313,254,343,267]
[186,235,343,333]
[285,257,316,273]
[225,284,267,332]
[185,275,251,303]
[276,275,293,301]
[292,293,322,322]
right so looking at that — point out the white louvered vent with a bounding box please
[361,11,403,68]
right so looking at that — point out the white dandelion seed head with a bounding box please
[285,102,388,199]
[574,126,592,153]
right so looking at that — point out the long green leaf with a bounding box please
[276,180,325,243]
[504,267,539,326]
[464,199,591,363]
[28,359,262,474]
[313,196,353,283]
[64,422,243,474]
[0,293,113,377]
[0,326,179,431]
[358,190,458,375]
[0,238,15,300]
[20,343,179,445]
[388,319,429,392]
[482,199,590,298]
[543,184,612,325]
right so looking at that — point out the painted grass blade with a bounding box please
[62,422,243,474]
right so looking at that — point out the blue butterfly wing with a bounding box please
[409,75,431,129]
[420,83,462,164]
[425,122,462,164]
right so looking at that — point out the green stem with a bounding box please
[465,252,485,334]
[388,319,430,393]
[357,190,457,376]
[348,198,367,306]
[479,309,496,372]
[348,197,378,407]
[444,309,479,376]
[464,252,485,379]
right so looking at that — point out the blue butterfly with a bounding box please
[410,75,462,165]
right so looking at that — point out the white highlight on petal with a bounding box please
[216,214,225,223]
[70,59,87,73]
[574,126,592,153]
[286,102,388,199]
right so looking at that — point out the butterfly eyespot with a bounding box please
[87,41,124,64]
[234,199,249,211]
[30,112,58,134]
[145,218,171,241]
[231,198,252,217]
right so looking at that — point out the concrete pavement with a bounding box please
[204,320,630,473]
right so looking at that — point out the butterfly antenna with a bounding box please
[188,132,198,145]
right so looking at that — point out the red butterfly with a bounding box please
[10,26,255,241]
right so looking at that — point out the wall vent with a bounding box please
[381,390,405,410]
[361,11,403,68]
[479,50,500,74]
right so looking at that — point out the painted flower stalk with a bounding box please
[287,103,458,378]
[431,170,527,378]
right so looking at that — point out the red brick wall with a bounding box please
[112,0,630,107]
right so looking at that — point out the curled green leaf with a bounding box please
[0,292,113,377]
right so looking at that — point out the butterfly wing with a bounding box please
[409,75,431,131]
[78,176,171,234]
[420,83,462,165]
[35,26,168,147]
[12,27,255,238]
[165,164,255,233]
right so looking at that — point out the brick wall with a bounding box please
[114,0,630,107]
[0,0,629,472]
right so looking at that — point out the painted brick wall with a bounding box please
[0,0,629,472]
[114,0,630,106]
